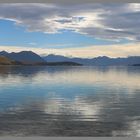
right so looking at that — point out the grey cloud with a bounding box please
[0,3,140,41]
[78,27,133,41]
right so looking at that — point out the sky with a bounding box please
[0,3,140,58]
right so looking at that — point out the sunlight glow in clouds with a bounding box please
[0,3,140,57]
[0,3,140,41]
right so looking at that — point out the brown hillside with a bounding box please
[0,56,13,65]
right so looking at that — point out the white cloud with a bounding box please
[128,3,140,12]
[0,3,140,41]
[29,42,37,46]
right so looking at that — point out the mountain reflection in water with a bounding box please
[0,66,140,136]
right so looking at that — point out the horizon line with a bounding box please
[0,50,140,59]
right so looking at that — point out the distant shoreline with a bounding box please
[0,61,82,66]
[132,64,140,66]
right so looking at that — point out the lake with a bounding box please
[0,66,140,136]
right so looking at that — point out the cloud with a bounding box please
[0,3,140,41]
[0,43,140,58]
[29,42,37,46]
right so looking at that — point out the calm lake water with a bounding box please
[0,66,140,136]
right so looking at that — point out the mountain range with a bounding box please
[43,54,140,66]
[0,51,45,65]
[0,51,81,66]
[0,51,140,66]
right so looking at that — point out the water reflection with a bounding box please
[0,66,140,136]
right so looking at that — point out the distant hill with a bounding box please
[43,54,140,66]
[45,54,71,62]
[0,51,46,65]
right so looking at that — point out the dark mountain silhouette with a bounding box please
[1,51,139,66]
[0,51,82,66]
[0,51,46,65]
[0,51,9,56]
[43,54,140,66]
